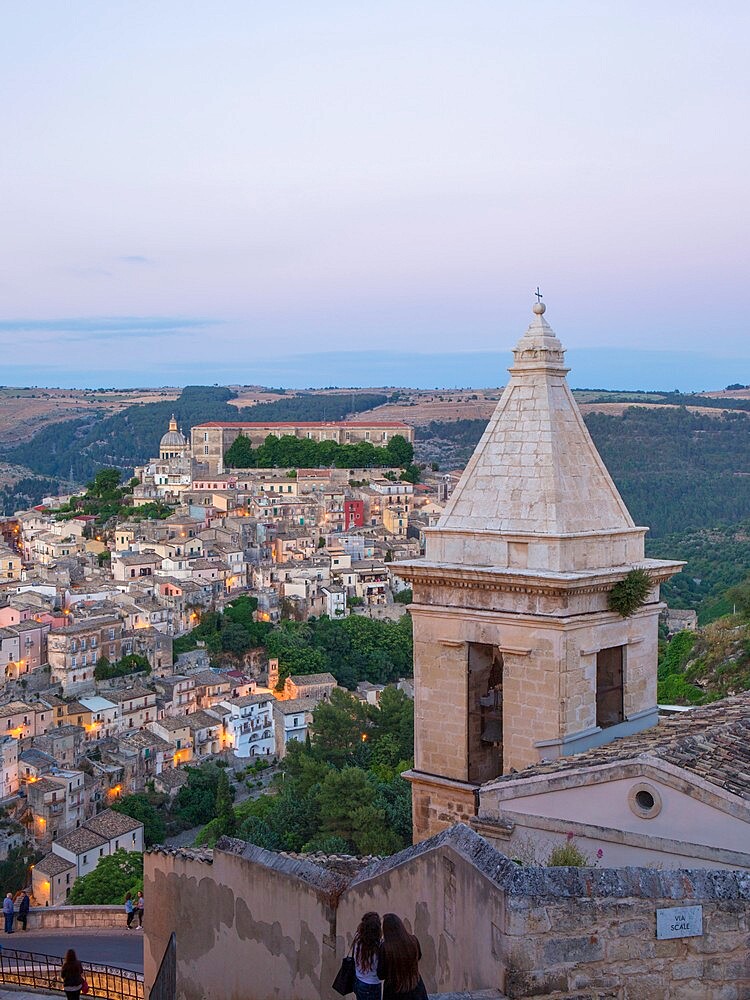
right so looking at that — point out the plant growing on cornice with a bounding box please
[608,568,651,618]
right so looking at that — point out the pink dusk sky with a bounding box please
[1,2,748,389]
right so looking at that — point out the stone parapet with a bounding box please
[144,824,750,1000]
[23,905,126,930]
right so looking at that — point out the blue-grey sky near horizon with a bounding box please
[1,2,748,391]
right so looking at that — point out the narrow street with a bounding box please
[1,929,143,972]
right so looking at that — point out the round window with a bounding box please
[635,789,655,811]
[628,782,662,819]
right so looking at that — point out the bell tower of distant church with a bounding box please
[397,299,682,842]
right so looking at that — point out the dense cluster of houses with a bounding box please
[0,418,433,908]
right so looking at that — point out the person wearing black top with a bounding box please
[17,892,29,931]
[377,913,428,1000]
[60,948,84,1000]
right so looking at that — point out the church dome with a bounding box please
[160,416,187,450]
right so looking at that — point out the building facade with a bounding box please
[48,616,124,695]
[217,695,275,758]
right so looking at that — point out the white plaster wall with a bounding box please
[495,776,748,854]
[499,823,750,872]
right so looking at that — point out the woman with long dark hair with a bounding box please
[60,948,85,1000]
[352,911,382,1000]
[377,913,427,1000]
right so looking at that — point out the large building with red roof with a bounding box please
[190,420,413,474]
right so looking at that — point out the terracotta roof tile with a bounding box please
[35,853,76,876]
[55,827,108,855]
[287,672,337,687]
[84,808,143,839]
[490,692,750,801]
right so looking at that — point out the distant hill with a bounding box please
[0,387,389,489]
[416,406,750,540]
[647,523,750,623]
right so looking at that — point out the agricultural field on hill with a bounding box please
[359,387,750,431]
[364,389,500,426]
[0,386,182,445]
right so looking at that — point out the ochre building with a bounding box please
[397,301,683,842]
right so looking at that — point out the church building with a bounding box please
[397,300,684,843]
[133,416,193,503]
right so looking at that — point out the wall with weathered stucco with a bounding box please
[144,825,750,1000]
[476,757,750,872]
[144,845,343,1000]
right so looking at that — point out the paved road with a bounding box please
[1,929,144,973]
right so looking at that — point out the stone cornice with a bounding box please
[397,559,683,597]
[401,769,479,795]
[425,525,650,542]
[410,603,663,629]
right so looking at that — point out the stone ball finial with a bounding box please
[533,301,546,315]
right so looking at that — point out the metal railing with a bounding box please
[148,932,176,1000]
[0,947,144,998]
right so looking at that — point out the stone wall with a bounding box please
[24,905,125,930]
[144,825,750,1000]
[144,846,342,1000]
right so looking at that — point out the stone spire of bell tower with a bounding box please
[432,299,641,571]
[397,297,683,843]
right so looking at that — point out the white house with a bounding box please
[216,695,275,758]
[272,698,315,758]
[321,585,347,619]
[185,710,224,758]
[32,808,144,906]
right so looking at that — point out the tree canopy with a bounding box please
[113,794,166,847]
[224,433,413,471]
[67,850,143,905]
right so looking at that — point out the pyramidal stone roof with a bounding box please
[426,302,651,573]
[439,305,635,536]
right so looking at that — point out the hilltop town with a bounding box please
[0,411,442,905]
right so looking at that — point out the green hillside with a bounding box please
[658,619,750,705]
[416,407,750,540]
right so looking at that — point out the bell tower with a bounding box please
[397,300,683,842]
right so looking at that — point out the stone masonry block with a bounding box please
[671,959,704,980]
[622,974,667,999]
[503,904,552,935]
[542,934,605,965]
[568,970,620,991]
[606,935,655,962]
[504,966,569,999]
[704,956,750,982]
